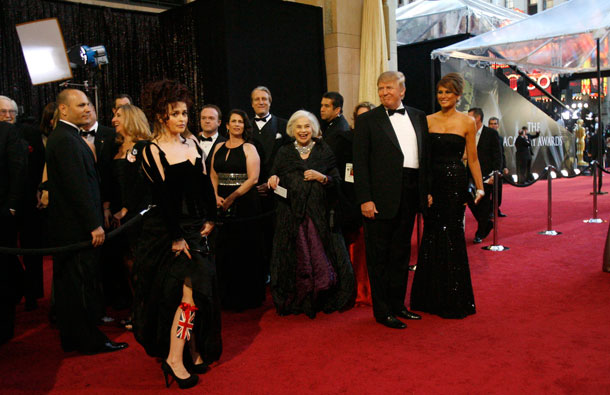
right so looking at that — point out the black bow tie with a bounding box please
[80,129,96,137]
[387,108,406,116]
[254,116,269,123]
[198,135,213,142]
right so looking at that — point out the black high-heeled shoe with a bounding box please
[161,361,199,389]
[184,352,209,375]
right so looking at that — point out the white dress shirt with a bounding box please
[254,113,271,130]
[199,131,219,159]
[387,106,419,169]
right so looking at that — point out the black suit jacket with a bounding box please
[0,122,27,215]
[353,105,430,219]
[46,121,103,245]
[94,124,117,204]
[204,133,227,172]
[323,114,351,158]
[515,132,540,161]
[17,123,45,209]
[252,114,289,181]
[476,126,502,178]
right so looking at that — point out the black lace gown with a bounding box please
[132,142,222,364]
[410,133,476,319]
[213,143,266,310]
[270,141,355,318]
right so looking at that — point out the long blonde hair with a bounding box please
[116,104,152,144]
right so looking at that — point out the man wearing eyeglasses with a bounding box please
[0,96,18,124]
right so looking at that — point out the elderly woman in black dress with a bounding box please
[268,110,355,318]
[134,80,220,389]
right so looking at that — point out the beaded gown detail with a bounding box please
[410,133,476,319]
[213,143,265,310]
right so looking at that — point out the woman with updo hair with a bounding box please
[210,109,266,311]
[267,110,355,318]
[410,72,484,319]
[133,80,221,389]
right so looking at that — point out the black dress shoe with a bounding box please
[395,308,421,320]
[376,315,406,329]
[498,210,507,217]
[473,236,483,244]
[85,340,128,355]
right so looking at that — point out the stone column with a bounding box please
[286,0,398,125]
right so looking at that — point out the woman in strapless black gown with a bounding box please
[410,73,484,319]
[134,80,220,390]
[210,109,265,311]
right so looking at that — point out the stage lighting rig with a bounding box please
[68,44,109,68]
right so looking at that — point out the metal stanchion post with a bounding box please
[584,161,604,223]
[483,171,509,251]
[539,166,561,235]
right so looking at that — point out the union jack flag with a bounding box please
[176,304,197,341]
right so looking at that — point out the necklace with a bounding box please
[294,140,315,155]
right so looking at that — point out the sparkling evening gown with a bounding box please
[410,133,476,319]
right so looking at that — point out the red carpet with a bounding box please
[2,176,610,394]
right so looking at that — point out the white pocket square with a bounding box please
[275,133,282,139]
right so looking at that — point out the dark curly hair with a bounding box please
[141,80,193,137]
[227,109,252,142]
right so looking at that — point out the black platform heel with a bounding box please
[161,361,199,389]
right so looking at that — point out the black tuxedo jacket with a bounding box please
[94,124,117,203]
[476,126,502,178]
[353,105,430,220]
[252,114,289,180]
[46,121,103,245]
[515,132,540,161]
[0,122,27,215]
[204,133,227,173]
[18,123,45,209]
[323,114,351,158]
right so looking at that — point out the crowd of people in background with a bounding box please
[1,70,558,389]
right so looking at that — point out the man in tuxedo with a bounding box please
[198,104,227,172]
[488,117,508,218]
[112,94,132,115]
[46,89,127,354]
[320,91,350,143]
[0,120,27,344]
[353,71,429,329]
[250,86,288,277]
[467,108,502,244]
[515,126,540,183]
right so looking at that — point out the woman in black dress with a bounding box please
[210,109,265,310]
[108,104,151,328]
[268,110,355,318]
[134,80,221,389]
[410,73,484,319]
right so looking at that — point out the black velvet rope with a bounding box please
[0,209,148,256]
[0,205,278,256]
[500,168,549,187]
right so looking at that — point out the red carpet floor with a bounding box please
[1,176,610,394]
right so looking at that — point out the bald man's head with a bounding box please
[57,89,91,127]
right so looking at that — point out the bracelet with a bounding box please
[322,175,328,184]
[476,189,485,197]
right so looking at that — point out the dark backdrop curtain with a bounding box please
[162,0,327,122]
[0,0,161,125]
[398,34,471,115]
[1,0,327,128]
